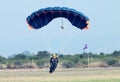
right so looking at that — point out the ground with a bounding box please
[0,68,120,82]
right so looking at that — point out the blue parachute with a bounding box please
[26,7,89,30]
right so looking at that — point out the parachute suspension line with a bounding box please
[61,18,63,26]
[61,18,65,29]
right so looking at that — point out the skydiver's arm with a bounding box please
[50,58,52,63]
[56,58,58,63]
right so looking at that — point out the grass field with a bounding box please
[0,68,120,82]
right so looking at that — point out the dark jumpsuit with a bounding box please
[49,57,58,73]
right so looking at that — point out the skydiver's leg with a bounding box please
[54,63,58,71]
[49,63,54,73]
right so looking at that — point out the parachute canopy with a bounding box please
[26,7,89,30]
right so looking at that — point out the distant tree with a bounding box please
[99,52,105,56]
[14,61,22,68]
[80,52,88,58]
[59,55,64,58]
[0,55,6,64]
[36,51,50,59]
[111,50,120,57]
[14,54,26,60]
[79,54,84,58]
[29,55,39,60]
[72,55,80,63]
[62,60,75,68]
[107,59,119,66]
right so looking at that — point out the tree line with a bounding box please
[0,50,120,69]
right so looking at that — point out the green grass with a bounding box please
[0,68,120,82]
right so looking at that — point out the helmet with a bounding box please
[52,54,57,58]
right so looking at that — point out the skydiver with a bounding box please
[49,54,58,74]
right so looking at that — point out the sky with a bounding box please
[0,0,120,57]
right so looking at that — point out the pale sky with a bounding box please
[0,0,120,57]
